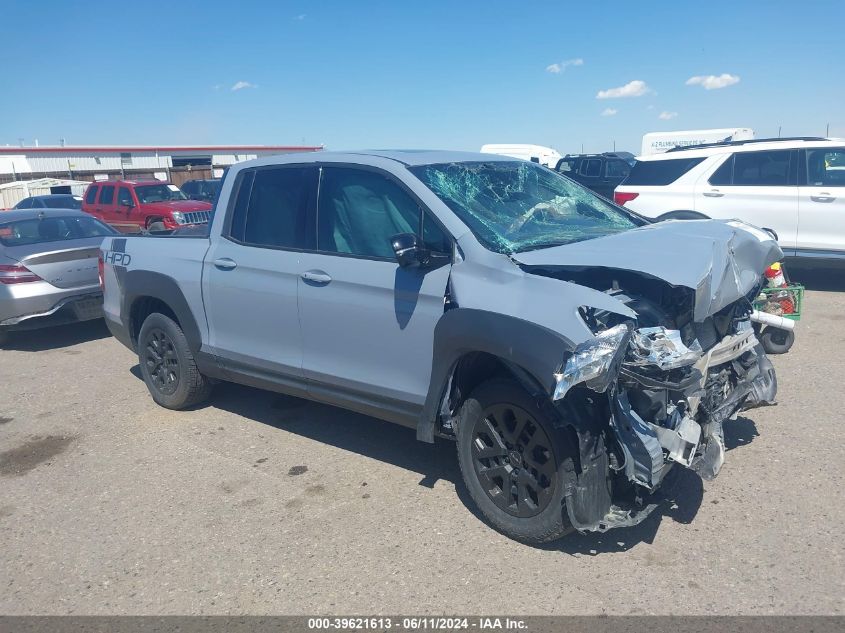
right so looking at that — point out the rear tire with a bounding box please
[759,326,795,355]
[455,378,573,543]
[138,312,212,409]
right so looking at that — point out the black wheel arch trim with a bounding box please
[655,210,710,221]
[122,270,204,354]
[417,308,575,443]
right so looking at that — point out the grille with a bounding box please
[182,211,210,225]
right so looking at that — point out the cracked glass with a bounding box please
[410,161,641,254]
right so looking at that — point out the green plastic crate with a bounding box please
[753,284,804,321]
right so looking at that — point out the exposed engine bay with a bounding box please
[525,265,778,532]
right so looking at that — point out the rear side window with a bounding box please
[733,150,791,186]
[15,198,33,209]
[85,186,98,204]
[229,167,316,249]
[605,160,630,179]
[99,185,115,204]
[624,157,706,186]
[579,159,601,178]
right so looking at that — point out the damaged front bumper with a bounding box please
[556,317,777,533]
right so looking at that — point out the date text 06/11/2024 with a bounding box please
[307,617,528,630]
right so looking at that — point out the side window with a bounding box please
[807,148,845,187]
[555,159,574,173]
[85,186,98,204]
[117,187,133,206]
[708,155,734,185]
[605,160,630,179]
[625,157,706,186]
[421,213,451,254]
[318,168,422,259]
[733,150,791,186]
[16,198,32,209]
[227,170,255,241]
[99,185,115,204]
[580,159,601,178]
[234,167,316,249]
[182,182,195,195]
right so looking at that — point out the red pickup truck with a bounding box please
[81,180,212,233]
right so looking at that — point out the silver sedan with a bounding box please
[0,208,117,345]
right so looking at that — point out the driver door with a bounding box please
[297,166,453,422]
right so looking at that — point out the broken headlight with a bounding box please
[553,323,630,401]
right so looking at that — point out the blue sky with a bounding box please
[2,0,842,154]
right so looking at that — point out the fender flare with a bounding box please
[122,270,204,352]
[655,210,710,221]
[417,308,575,442]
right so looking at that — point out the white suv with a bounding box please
[614,138,845,262]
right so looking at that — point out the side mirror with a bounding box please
[391,233,429,268]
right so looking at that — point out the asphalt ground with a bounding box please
[1,269,844,615]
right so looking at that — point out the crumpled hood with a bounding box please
[141,199,212,213]
[513,219,783,322]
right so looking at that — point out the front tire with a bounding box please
[455,378,573,543]
[138,312,212,409]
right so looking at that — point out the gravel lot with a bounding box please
[1,276,844,615]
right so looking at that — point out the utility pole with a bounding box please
[778,126,782,138]
[826,123,830,137]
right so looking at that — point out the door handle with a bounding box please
[703,190,724,198]
[810,193,835,203]
[301,270,332,284]
[213,257,237,271]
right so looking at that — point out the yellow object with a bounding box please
[770,262,781,271]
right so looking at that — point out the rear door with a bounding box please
[796,146,845,256]
[202,165,318,391]
[82,184,100,218]
[96,184,118,229]
[695,149,798,249]
[296,166,453,419]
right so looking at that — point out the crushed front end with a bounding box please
[549,279,778,533]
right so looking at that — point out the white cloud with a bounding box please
[231,81,257,91]
[596,80,650,99]
[685,73,740,90]
[601,108,618,117]
[658,111,678,120]
[294,14,306,20]
[546,58,584,74]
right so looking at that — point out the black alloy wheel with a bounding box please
[470,403,557,518]
[144,327,180,395]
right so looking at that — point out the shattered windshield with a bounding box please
[410,161,642,254]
